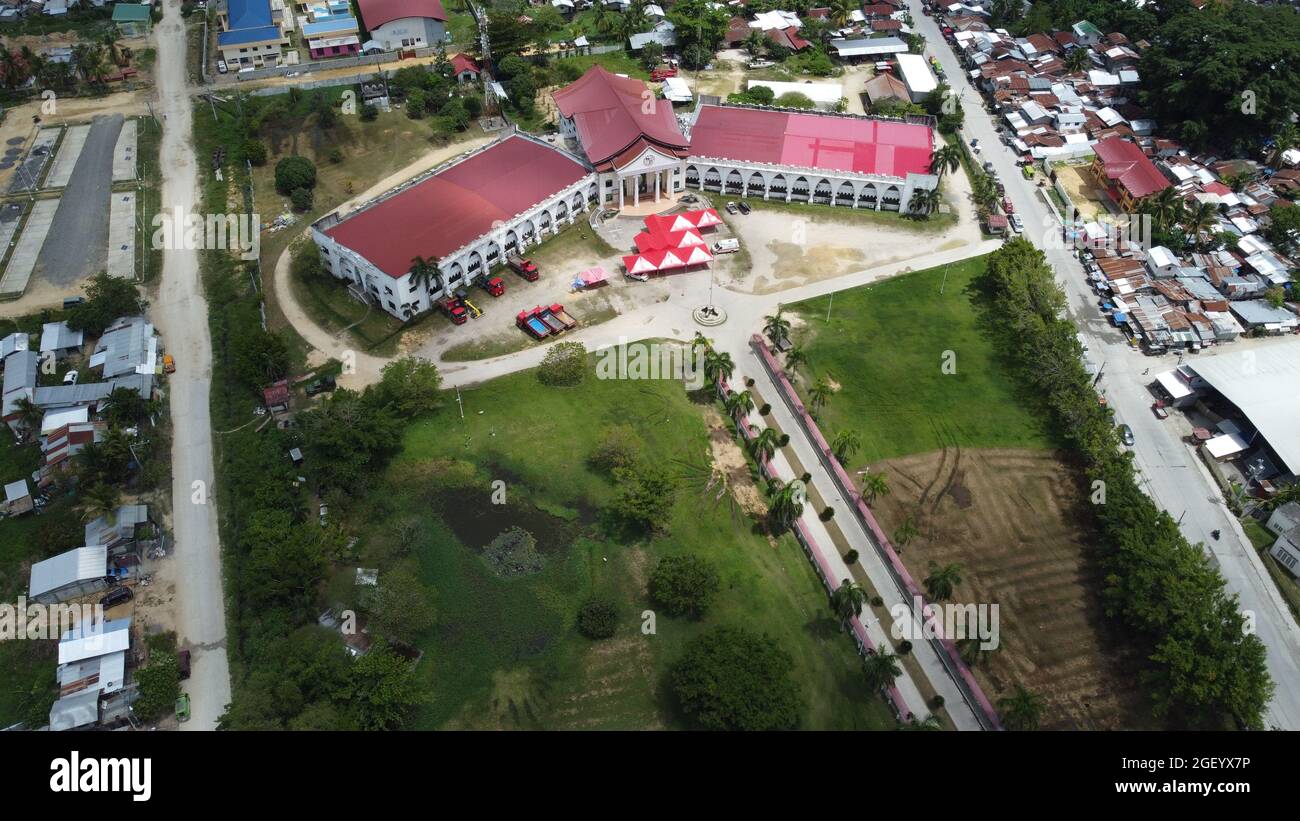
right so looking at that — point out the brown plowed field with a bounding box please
[869,447,1151,730]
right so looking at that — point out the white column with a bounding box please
[654,170,660,202]
[619,178,625,210]
[634,176,639,207]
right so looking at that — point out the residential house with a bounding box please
[216,0,288,69]
[1090,136,1170,212]
[40,321,83,359]
[357,0,448,52]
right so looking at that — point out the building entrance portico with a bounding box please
[609,145,686,210]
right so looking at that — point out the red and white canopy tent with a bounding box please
[572,266,611,289]
[621,244,714,274]
[643,208,723,235]
[633,227,706,254]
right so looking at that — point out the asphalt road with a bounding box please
[904,0,1300,730]
[33,115,123,287]
[150,0,232,731]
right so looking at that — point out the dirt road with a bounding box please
[149,0,231,731]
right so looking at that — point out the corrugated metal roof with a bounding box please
[58,617,131,665]
[49,688,100,731]
[29,546,108,601]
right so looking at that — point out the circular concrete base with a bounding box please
[693,305,727,326]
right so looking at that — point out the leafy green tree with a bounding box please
[241,138,268,166]
[274,155,317,195]
[538,340,587,386]
[671,626,801,730]
[346,640,422,730]
[609,460,679,533]
[66,273,147,336]
[577,598,618,639]
[589,424,645,474]
[366,568,436,645]
[774,91,815,110]
[831,429,860,465]
[290,187,314,212]
[376,356,442,416]
[649,554,721,618]
[232,327,290,390]
[132,652,181,722]
[239,509,329,615]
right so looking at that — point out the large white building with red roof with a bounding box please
[311,133,598,319]
[553,65,692,209]
[356,0,449,52]
[312,66,939,319]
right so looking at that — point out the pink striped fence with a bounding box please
[748,335,1004,731]
[716,373,913,722]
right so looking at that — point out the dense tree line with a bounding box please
[979,239,1272,729]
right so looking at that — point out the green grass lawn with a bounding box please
[740,197,959,232]
[787,256,1053,462]
[344,365,896,730]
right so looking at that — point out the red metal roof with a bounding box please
[689,106,934,179]
[323,136,589,278]
[552,65,689,168]
[1093,136,1171,199]
[450,52,480,75]
[357,0,447,30]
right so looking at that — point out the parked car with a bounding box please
[62,370,78,385]
[217,60,228,74]
[1118,424,1135,446]
[748,60,774,69]
[725,202,739,215]
[1152,402,1169,420]
[178,648,191,680]
[175,693,191,723]
[1009,214,1024,233]
[62,297,84,310]
[737,201,751,215]
[99,586,133,609]
[163,354,175,374]
[305,376,336,396]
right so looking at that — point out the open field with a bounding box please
[339,365,896,730]
[869,447,1149,729]
[787,257,1143,728]
[787,257,1052,462]
[1052,163,1108,220]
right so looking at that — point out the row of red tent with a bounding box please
[621,208,722,274]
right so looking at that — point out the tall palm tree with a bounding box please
[908,188,930,218]
[784,345,807,373]
[408,255,440,301]
[1183,200,1219,247]
[957,636,998,667]
[828,0,855,27]
[1267,123,1299,169]
[724,389,754,420]
[766,477,805,529]
[592,1,613,34]
[862,471,890,504]
[831,429,860,464]
[831,578,867,625]
[1063,47,1090,74]
[743,29,767,58]
[862,649,902,690]
[998,685,1044,731]
[923,561,963,601]
[703,349,734,385]
[101,33,123,68]
[748,426,779,463]
[11,397,43,441]
[894,515,920,548]
[80,483,121,522]
[807,375,834,414]
[763,308,790,345]
[929,144,961,182]
[1143,186,1185,233]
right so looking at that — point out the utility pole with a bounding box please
[825,290,833,323]
[456,386,464,419]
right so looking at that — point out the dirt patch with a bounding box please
[868,447,1148,730]
[702,407,767,517]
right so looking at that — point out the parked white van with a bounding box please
[712,238,740,254]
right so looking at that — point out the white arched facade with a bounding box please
[683,157,936,213]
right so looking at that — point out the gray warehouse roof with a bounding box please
[1187,338,1300,475]
[29,545,108,602]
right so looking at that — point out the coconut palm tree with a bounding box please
[784,345,807,373]
[998,685,1044,731]
[894,515,920,548]
[929,143,961,182]
[724,389,754,420]
[828,0,855,27]
[763,308,790,345]
[80,482,121,522]
[862,471,890,504]
[703,349,734,385]
[1267,123,1299,169]
[748,426,779,464]
[11,397,43,441]
[831,578,867,624]
[743,28,768,58]
[1063,47,1090,75]
[807,375,834,414]
[923,561,963,601]
[591,1,613,33]
[831,429,860,464]
[957,636,998,668]
[408,255,441,302]
[766,477,805,529]
[862,648,902,690]
[1142,186,1185,234]
[908,188,930,218]
[101,33,123,68]
[1183,200,1219,247]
